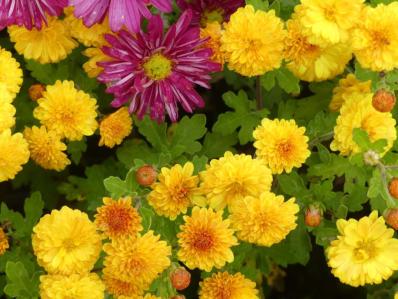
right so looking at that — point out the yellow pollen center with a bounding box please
[277,140,294,158]
[353,241,377,263]
[63,238,76,251]
[143,53,172,81]
[201,8,225,27]
[372,31,390,47]
[324,7,336,21]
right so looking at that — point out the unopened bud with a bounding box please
[135,165,157,187]
[388,178,398,200]
[305,206,322,227]
[170,267,191,291]
[372,89,396,113]
[385,209,398,230]
[28,84,45,101]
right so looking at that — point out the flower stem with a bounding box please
[309,131,334,149]
[256,76,264,110]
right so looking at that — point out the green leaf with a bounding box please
[117,139,158,169]
[200,132,238,159]
[355,61,379,90]
[312,221,338,247]
[245,0,269,10]
[23,192,44,232]
[261,71,276,91]
[308,153,348,179]
[306,111,337,140]
[103,176,129,198]
[275,67,300,94]
[4,262,39,299]
[136,116,169,151]
[191,155,209,173]
[277,171,306,196]
[269,0,281,16]
[352,128,372,151]
[67,140,87,165]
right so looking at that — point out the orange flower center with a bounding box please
[192,230,214,251]
[104,206,133,233]
[277,140,294,158]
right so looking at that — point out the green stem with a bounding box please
[309,131,334,149]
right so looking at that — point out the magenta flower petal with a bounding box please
[98,10,221,122]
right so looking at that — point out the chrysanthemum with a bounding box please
[23,126,70,171]
[0,48,23,98]
[69,0,172,33]
[0,129,29,182]
[221,5,286,77]
[177,0,244,26]
[0,228,9,255]
[103,273,143,298]
[8,18,78,64]
[95,197,142,240]
[0,0,66,30]
[253,119,311,174]
[0,97,15,132]
[99,107,133,148]
[177,207,238,272]
[40,273,105,299]
[199,272,258,299]
[352,3,398,72]
[148,162,202,220]
[200,22,224,65]
[103,231,171,290]
[83,47,109,78]
[98,11,220,122]
[330,92,396,156]
[33,80,98,141]
[0,83,14,103]
[329,74,371,112]
[32,206,102,275]
[199,151,273,211]
[327,211,398,287]
[297,0,364,46]
[284,18,352,82]
[230,192,299,246]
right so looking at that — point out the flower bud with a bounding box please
[170,267,191,291]
[385,209,398,230]
[28,84,46,101]
[388,178,398,199]
[363,150,380,166]
[135,165,157,187]
[372,89,396,113]
[305,206,322,227]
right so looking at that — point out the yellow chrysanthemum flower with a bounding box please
[83,47,109,78]
[0,228,9,255]
[99,107,133,148]
[331,92,396,156]
[329,74,371,112]
[0,48,23,98]
[297,0,364,46]
[221,5,286,77]
[199,272,258,299]
[23,126,71,171]
[0,83,14,103]
[199,152,273,211]
[103,231,171,290]
[8,17,78,64]
[148,162,203,220]
[284,18,352,82]
[177,207,238,272]
[230,192,299,246]
[200,22,224,65]
[0,97,15,133]
[327,211,398,287]
[253,119,311,174]
[103,273,144,298]
[352,3,398,72]
[95,197,142,240]
[32,206,102,275]
[33,80,98,141]
[0,129,29,182]
[40,273,105,299]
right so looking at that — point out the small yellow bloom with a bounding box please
[0,96,15,133]
[32,206,102,275]
[221,5,286,77]
[24,126,70,171]
[199,272,258,299]
[0,48,23,98]
[83,47,109,78]
[200,22,224,65]
[0,129,30,182]
[253,119,310,174]
[103,273,143,298]
[0,228,9,255]
[8,17,78,64]
[99,107,132,148]
[34,80,98,141]
[177,207,238,272]
[230,192,299,246]
[327,211,398,287]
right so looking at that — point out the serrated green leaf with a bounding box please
[200,132,238,159]
[245,0,269,10]
[261,70,276,91]
[275,67,300,94]
[67,140,87,165]
[117,139,159,169]
[191,155,208,173]
[136,116,169,151]
[103,176,128,198]
[23,192,43,232]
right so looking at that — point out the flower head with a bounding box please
[148,162,201,220]
[253,119,310,174]
[40,273,105,299]
[0,0,67,30]
[0,228,9,255]
[103,231,171,290]
[69,0,172,32]
[352,3,398,72]
[83,46,109,78]
[8,18,78,64]
[200,152,273,211]
[177,207,238,272]
[32,206,102,275]
[331,92,396,156]
[200,22,224,65]
[329,74,371,112]
[230,192,299,246]
[0,48,23,98]
[23,126,70,171]
[103,273,143,298]
[95,197,142,240]
[221,5,286,77]
[98,11,220,122]
[99,107,133,148]
[327,211,398,286]
[33,80,98,141]
[0,129,29,182]
[0,95,15,132]
[199,272,258,299]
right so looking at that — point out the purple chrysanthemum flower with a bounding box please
[98,10,221,122]
[0,0,67,30]
[69,0,172,32]
[176,0,244,26]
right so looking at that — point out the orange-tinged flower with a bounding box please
[0,228,9,255]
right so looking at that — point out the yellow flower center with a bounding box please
[63,238,77,251]
[371,31,391,48]
[277,140,294,159]
[353,241,377,263]
[143,53,173,81]
[201,8,224,27]
[192,229,214,251]
[173,186,190,202]
[324,7,336,21]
